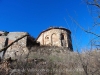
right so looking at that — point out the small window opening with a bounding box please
[46,36,49,39]
[0,34,2,36]
[61,33,64,40]
[61,33,66,46]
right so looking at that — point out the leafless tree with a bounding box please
[81,0,100,50]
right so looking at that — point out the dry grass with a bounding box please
[0,46,100,75]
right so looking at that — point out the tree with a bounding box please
[84,0,100,49]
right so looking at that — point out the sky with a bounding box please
[0,0,98,51]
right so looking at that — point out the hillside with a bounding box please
[0,46,100,75]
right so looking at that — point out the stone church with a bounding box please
[0,27,73,59]
[36,27,73,50]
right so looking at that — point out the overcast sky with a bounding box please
[0,0,99,51]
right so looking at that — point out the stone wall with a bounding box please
[0,31,35,59]
[4,32,29,59]
[36,27,73,50]
[0,27,73,59]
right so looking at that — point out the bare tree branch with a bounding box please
[69,15,100,37]
[86,0,100,8]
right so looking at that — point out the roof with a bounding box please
[36,27,71,41]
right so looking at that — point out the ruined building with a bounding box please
[36,27,73,50]
[0,31,35,59]
[0,27,73,59]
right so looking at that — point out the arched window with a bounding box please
[51,33,57,46]
[61,33,64,40]
[60,33,66,46]
[45,35,50,45]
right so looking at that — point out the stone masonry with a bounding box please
[0,31,35,59]
[36,27,73,50]
[0,27,73,59]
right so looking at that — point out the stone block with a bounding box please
[7,32,28,46]
[4,32,29,59]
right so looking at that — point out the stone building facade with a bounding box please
[0,31,35,59]
[0,27,73,59]
[36,27,73,50]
